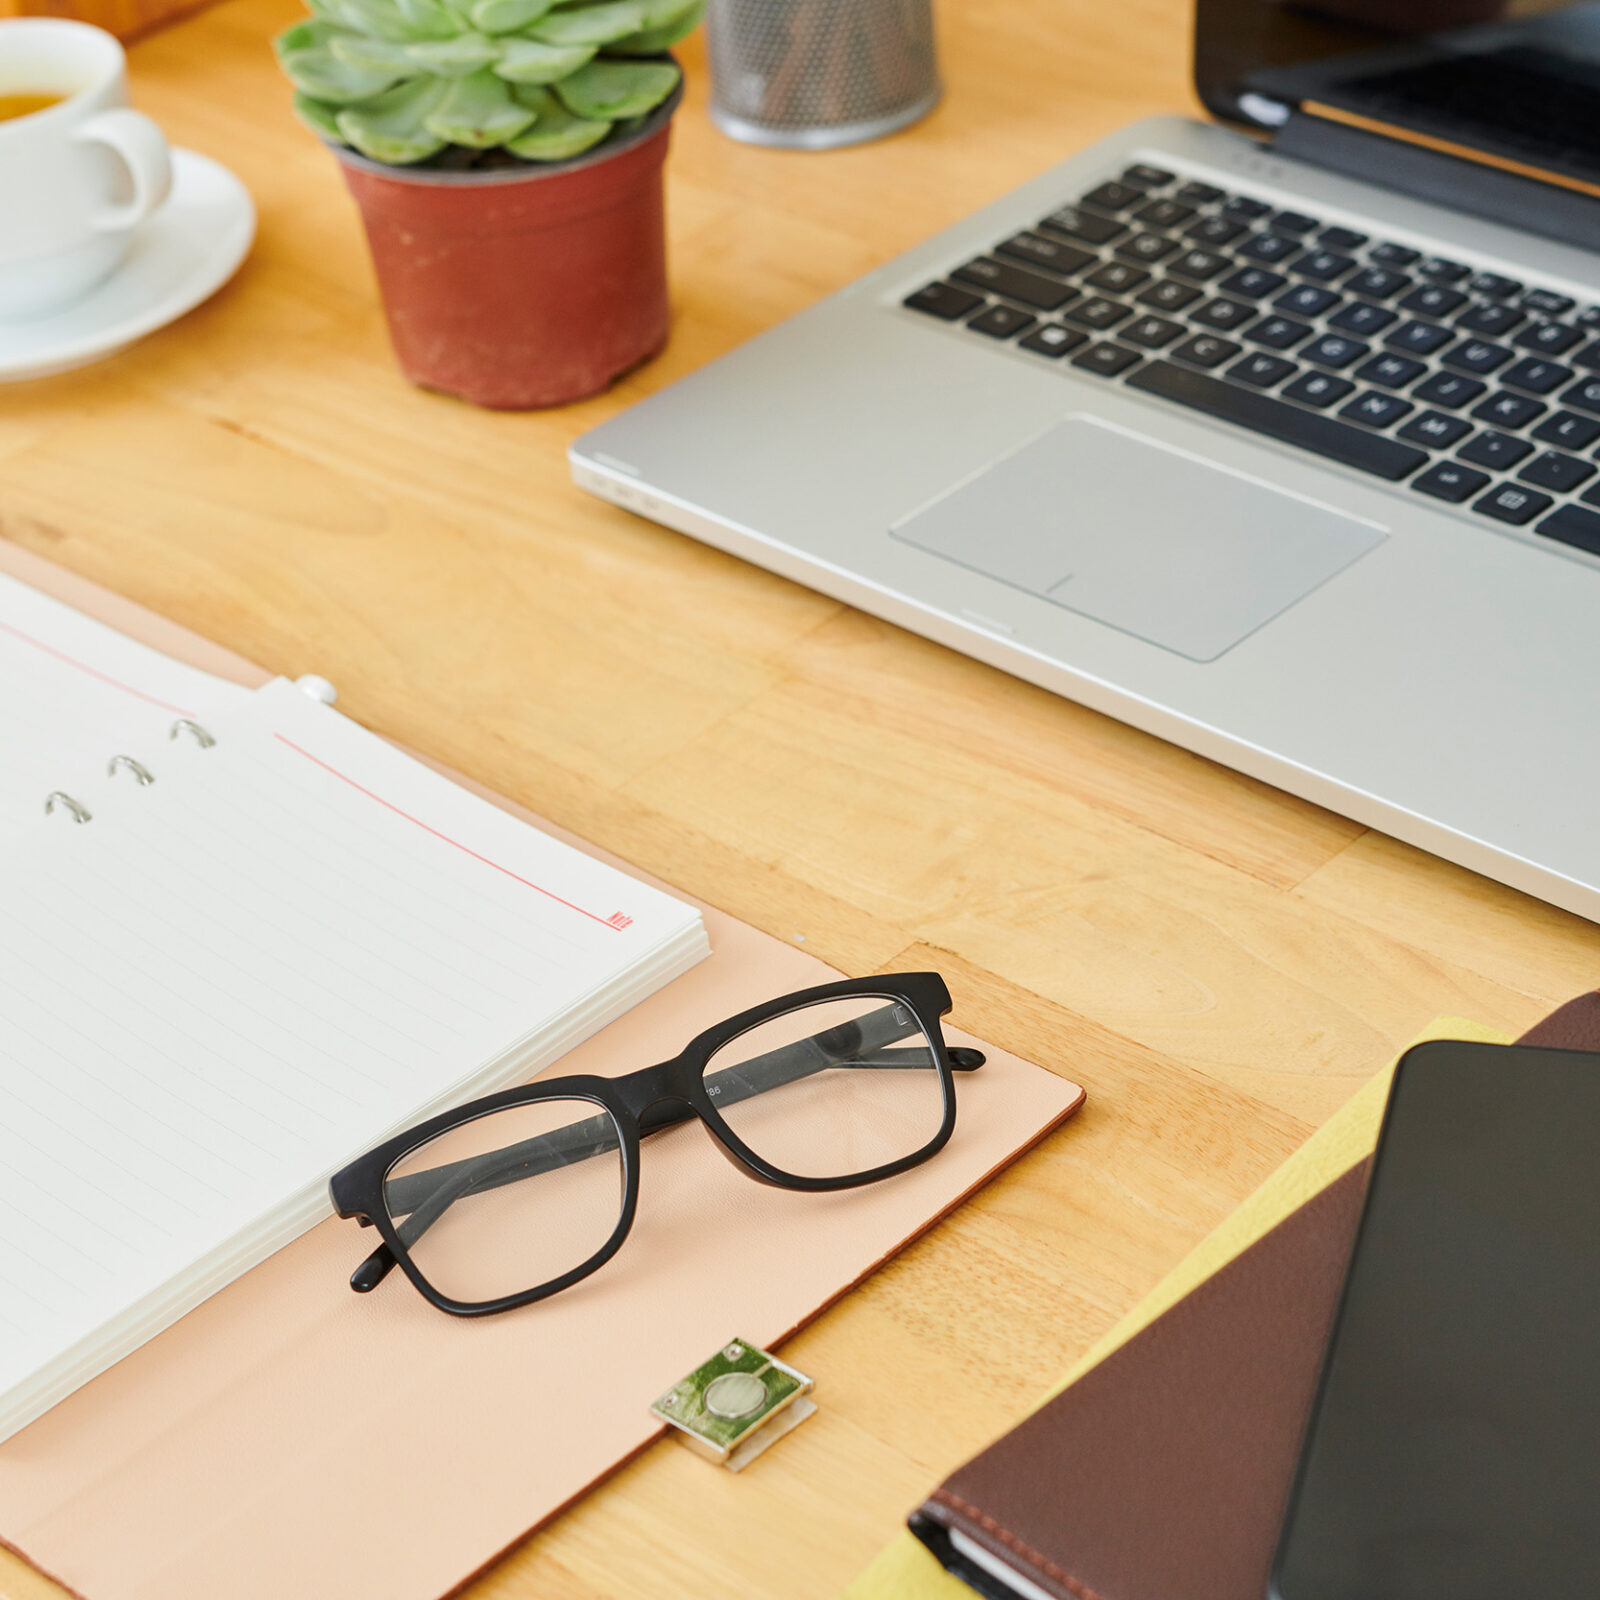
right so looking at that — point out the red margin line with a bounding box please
[0,617,194,717]
[274,733,625,931]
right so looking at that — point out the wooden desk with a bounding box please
[3,2,1598,1594]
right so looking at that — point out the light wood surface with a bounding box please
[3,2,1599,1595]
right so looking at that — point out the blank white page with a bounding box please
[0,571,248,830]
[0,677,707,1436]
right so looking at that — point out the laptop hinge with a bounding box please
[1273,109,1600,255]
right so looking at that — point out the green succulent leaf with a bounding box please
[336,74,451,161]
[492,36,595,82]
[292,90,349,142]
[404,30,503,73]
[325,0,422,41]
[635,0,697,25]
[393,0,463,35]
[506,83,612,157]
[603,0,701,55]
[469,0,558,32]
[279,41,404,103]
[328,31,420,71]
[553,57,678,119]
[274,18,341,56]
[423,66,539,145]
[529,0,646,46]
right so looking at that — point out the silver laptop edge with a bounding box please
[572,114,1600,925]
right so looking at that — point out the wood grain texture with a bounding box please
[0,0,214,42]
[3,0,1599,1596]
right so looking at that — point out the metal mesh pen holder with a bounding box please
[705,0,941,150]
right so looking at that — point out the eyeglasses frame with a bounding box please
[328,971,973,1318]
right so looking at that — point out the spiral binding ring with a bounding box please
[44,792,92,824]
[169,719,216,748]
[107,755,156,786]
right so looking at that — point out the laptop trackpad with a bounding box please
[890,416,1387,663]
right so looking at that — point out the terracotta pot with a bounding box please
[332,87,679,410]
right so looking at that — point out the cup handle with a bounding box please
[73,109,174,233]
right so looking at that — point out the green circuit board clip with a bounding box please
[650,1338,816,1471]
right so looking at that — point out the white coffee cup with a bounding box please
[0,20,173,321]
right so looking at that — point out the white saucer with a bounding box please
[0,149,256,382]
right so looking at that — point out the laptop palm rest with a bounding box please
[890,417,1387,663]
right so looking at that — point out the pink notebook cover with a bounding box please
[0,544,1085,1600]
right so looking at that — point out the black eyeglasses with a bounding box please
[328,972,983,1316]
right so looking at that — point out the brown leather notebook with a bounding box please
[910,993,1600,1600]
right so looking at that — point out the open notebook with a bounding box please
[0,572,708,1442]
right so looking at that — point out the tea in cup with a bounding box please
[0,20,173,320]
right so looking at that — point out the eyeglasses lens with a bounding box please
[702,996,948,1180]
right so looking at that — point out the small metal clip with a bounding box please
[107,755,155,786]
[169,719,215,748]
[44,792,92,824]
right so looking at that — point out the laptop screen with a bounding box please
[1195,0,1600,194]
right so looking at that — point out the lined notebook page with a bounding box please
[0,571,247,829]
[0,677,706,1434]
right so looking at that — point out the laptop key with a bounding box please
[1175,180,1226,205]
[1502,357,1573,394]
[1294,250,1357,282]
[1275,283,1340,317]
[1083,180,1146,212]
[1399,284,1467,317]
[1412,462,1491,502]
[1085,261,1151,294]
[1518,450,1595,493]
[1413,371,1486,408]
[1344,266,1410,299]
[996,233,1097,276]
[904,282,985,320]
[1238,232,1300,264]
[1399,410,1473,448]
[1226,352,1298,388]
[1538,503,1600,556]
[1304,334,1369,369]
[1170,334,1242,369]
[1474,484,1553,525]
[1115,232,1181,264]
[1282,371,1354,408]
[1062,296,1133,330]
[1386,320,1453,355]
[1135,278,1201,312]
[1515,320,1583,355]
[967,304,1036,340]
[1523,289,1576,316]
[1355,353,1426,389]
[1469,272,1522,299]
[1339,390,1412,429]
[1168,249,1232,281]
[1318,226,1368,251]
[1329,301,1396,336]
[1222,196,1271,219]
[1018,323,1087,359]
[953,258,1077,310]
[1571,340,1600,370]
[1040,206,1125,245]
[1455,302,1524,336]
[1459,430,1534,469]
[1472,391,1544,429]
[1247,315,1313,349]
[1193,297,1260,331]
[1532,410,1600,449]
[1419,256,1470,282]
[1218,266,1286,299]
[1122,163,1176,187]
[1185,215,1248,247]
[1121,314,1187,349]
[1441,339,1513,375]
[1125,360,1428,479]
[1135,198,1196,228]
[1561,376,1600,415]
[1071,341,1142,377]
[1271,210,1319,234]
[1371,242,1421,267]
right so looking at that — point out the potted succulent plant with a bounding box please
[275,0,701,408]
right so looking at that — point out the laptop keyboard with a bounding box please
[902,162,1600,563]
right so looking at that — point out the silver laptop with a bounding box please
[573,0,1600,925]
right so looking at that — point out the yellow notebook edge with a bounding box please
[844,1017,1512,1600]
